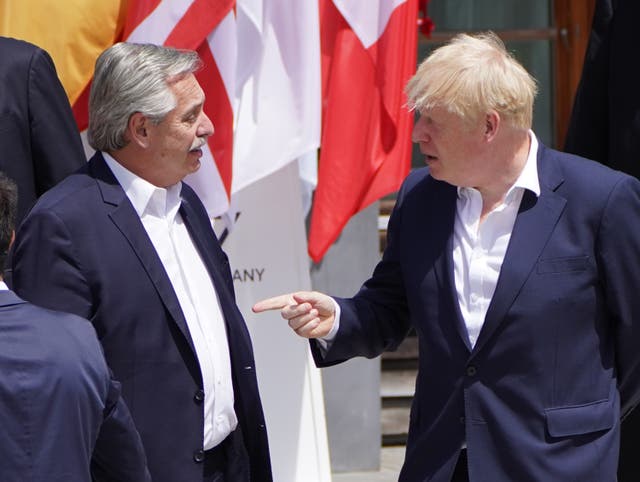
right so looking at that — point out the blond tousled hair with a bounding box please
[405,31,537,130]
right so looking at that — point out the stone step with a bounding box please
[380,331,417,444]
[377,199,411,447]
[381,366,415,444]
[381,399,411,446]
[380,368,417,398]
[381,335,419,361]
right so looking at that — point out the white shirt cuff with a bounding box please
[315,298,341,353]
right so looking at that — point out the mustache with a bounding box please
[190,137,207,151]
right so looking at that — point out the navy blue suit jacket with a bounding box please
[313,145,640,481]
[11,153,272,482]
[564,2,640,479]
[0,289,149,482]
[0,37,85,224]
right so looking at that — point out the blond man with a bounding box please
[254,32,640,482]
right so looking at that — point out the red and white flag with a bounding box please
[308,0,418,262]
[90,0,321,225]
[67,1,235,219]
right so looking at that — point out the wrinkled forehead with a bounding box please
[169,73,205,100]
[416,100,482,126]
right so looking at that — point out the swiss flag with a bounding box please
[308,0,418,262]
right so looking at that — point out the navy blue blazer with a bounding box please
[0,37,85,224]
[313,144,640,481]
[0,289,149,482]
[11,153,272,482]
[564,2,640,479]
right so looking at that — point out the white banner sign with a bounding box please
[220,162,331,482]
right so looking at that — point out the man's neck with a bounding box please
[478,129,531,219]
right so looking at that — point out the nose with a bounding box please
[198,111,215,138]
[411,115,429,144]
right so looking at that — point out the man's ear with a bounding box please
[128,112,150,148]
[9,230,14,250]
[484,111,500,140]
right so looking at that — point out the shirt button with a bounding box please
[193,449,205,463]
[466,365,477,377]
[193,389,205,404]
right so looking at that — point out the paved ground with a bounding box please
[332,446,405,482]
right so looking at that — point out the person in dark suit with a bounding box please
[0,171,150,482]
[11,43,272,482]
[564,3,640,478]
[0,36,85,224]
[564,0,640,178]
[0,36,86,285]
[254,32,640,481]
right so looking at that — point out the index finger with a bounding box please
[252,294,294,313]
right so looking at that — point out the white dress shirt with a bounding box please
[0,281,7,291]
[103,153,237,450]
[323,132,541,351]
[453,132,540,347]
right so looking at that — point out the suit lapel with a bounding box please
[431,185,473,351]
[90,154,197,355]
[472,146,566,355]
[179,194,239,334]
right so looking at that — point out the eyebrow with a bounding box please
[183,100,204,120]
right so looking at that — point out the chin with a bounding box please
[426,164,441,178]
[189,160,202,174]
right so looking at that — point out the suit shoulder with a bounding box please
[402,167,431,191]
[0,36,39,61]
[15,301,102,355]
[28,164,94,213]
[0,300,107,386]
[397,167,452,206]
[544,146,639,193]
[0,302,109,457]
[0,37,55,77]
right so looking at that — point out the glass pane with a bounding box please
[428,0,551,31]
[509,40,553,147]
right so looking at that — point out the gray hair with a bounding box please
[88,43,202,151]
[0,171,17,267]
[406,31,537,130]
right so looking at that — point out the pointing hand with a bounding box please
[252,291,336,339]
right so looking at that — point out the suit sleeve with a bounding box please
[28,46,86,196]
[66,316,151,482]
[91,376,151,482]
[14,212,150,480]
[312,178,413,367]
[12,207,94,319]
[598,175,640,417]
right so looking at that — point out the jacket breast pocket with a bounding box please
[537,255,589,274]
[545,398,614,437]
